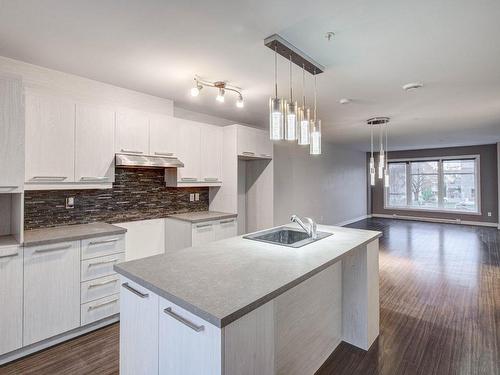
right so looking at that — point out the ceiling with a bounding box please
[0,0,499,150]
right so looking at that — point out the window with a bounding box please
[384,156,480,214]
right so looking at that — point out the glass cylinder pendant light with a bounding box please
[310,71,321,155]
[269,46,285,140]
[298,64,310,145]
[378,123,384,178]
[285,55,297,140]
[369,125,375,186]
[384,122,390,187]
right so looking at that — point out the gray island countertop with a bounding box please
[167,211,237,223]
[24,222,127,246]
[115,224,381,328]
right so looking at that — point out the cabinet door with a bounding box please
[200,125,222,182]
[0,246,23,355]
[191,221,216,246]
[149,114,179,157]
[177,120,201,181]
[0,76,24,192]
[75,104,115,183]
[115,109,149,155]
[159,296,221,375]
[25,91,75,183]
[237,125,257,157]
[215,218,237,241]
[23,241,80,345]
[120,277,158,375]
[255,129,273,159]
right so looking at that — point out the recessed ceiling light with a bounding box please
[339,98,351,104]
[402,82,424,91]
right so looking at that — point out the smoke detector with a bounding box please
[403,82,424,91]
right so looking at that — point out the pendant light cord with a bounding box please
[385,122,388,167]
[313,70,317,122]
[289,55,293,101]
[302,64,306,108]
[274,45,278,99]
[370,125,373,158]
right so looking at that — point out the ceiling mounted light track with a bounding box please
[265,34,325,155]
[190,76,244,108]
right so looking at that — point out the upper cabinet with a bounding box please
[75,104,115,183]
[115,110,149,155]
[25,91,75,184]
[177,120,201,182]
[0,76,24,193]
[149,114,179,157]
[237,125,272,159]
[200,125,222,183]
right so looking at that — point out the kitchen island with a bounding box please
[115,223,381,375]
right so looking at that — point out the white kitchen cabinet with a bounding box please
[237,125,257,157]
[0,245,23,355]
[120,277,159,375]
[0,76,24,193]
[115,109,149,155]
[75,104,115,183]
[177,120,201,182]
[149,114,179,157]
[25,91,75,184]
[255,130,273,159]
[159,296,221,375]
[116,219,165,261]
[191,221,216,246]
[200,125,222,182]
[23,241,80,345]
[214,218,237,241]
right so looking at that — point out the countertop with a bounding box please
[167,211,237,223]
[23,222,127,246]
[115,224,381,328]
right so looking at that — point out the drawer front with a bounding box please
[81,274,121,304]
[191,221,216,246]
[81,234,125,260]
[81,294,120,326]
[81,252,125,281]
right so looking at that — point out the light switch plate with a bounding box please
[189,193,195,202]
[195,193,200,201]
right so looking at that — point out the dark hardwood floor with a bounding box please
[1,218,499,375]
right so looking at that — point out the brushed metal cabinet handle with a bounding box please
[80,176,109,181]
[0,251,19,259]
[88,279,118,289]
[164,307,204,332]
[87,258,119,267]
[220,219,235,224]
[154,151,174,156]
[34,244,72,253]
[89,238,119,245]
[203,178,219,182]
[242,151,255,155]
[88,298,119,311]
[31,176,68,181]
[120,149,143,154]
[0,185,18,189]
[196,223,213,228]
[180,177,198,181]
[122,282,149,298]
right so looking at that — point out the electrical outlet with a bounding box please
[487,212,492,217]
[189,193,195,202]
[195,193,200,201]
[65,197,75,209]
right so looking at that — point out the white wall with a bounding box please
[273,142,368,226]
[0,56,173,115]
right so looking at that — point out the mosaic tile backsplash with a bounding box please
[24,168,209,230]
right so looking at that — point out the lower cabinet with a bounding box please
[159,296,221,375]
[0,246,23,355]
[119,278,159,375]
[23,241,81,346]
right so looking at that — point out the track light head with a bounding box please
[236,94,244,108]
[216,88,225,103]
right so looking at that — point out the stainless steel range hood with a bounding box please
[115,153,184,169]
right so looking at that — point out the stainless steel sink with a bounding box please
[243,227,332,248]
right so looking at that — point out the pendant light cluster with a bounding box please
[265,34,324,155]
[367,117,390,187]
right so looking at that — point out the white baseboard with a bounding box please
[372,213,498,228]
[0,315,119,365]
[335,215,372,227]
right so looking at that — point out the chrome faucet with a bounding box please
[290,215,317,239]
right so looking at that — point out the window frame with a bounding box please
[383,155,481,215]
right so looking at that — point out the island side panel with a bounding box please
[341,239,380,350]
[223,301,275,375]
[274,262,342,375]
